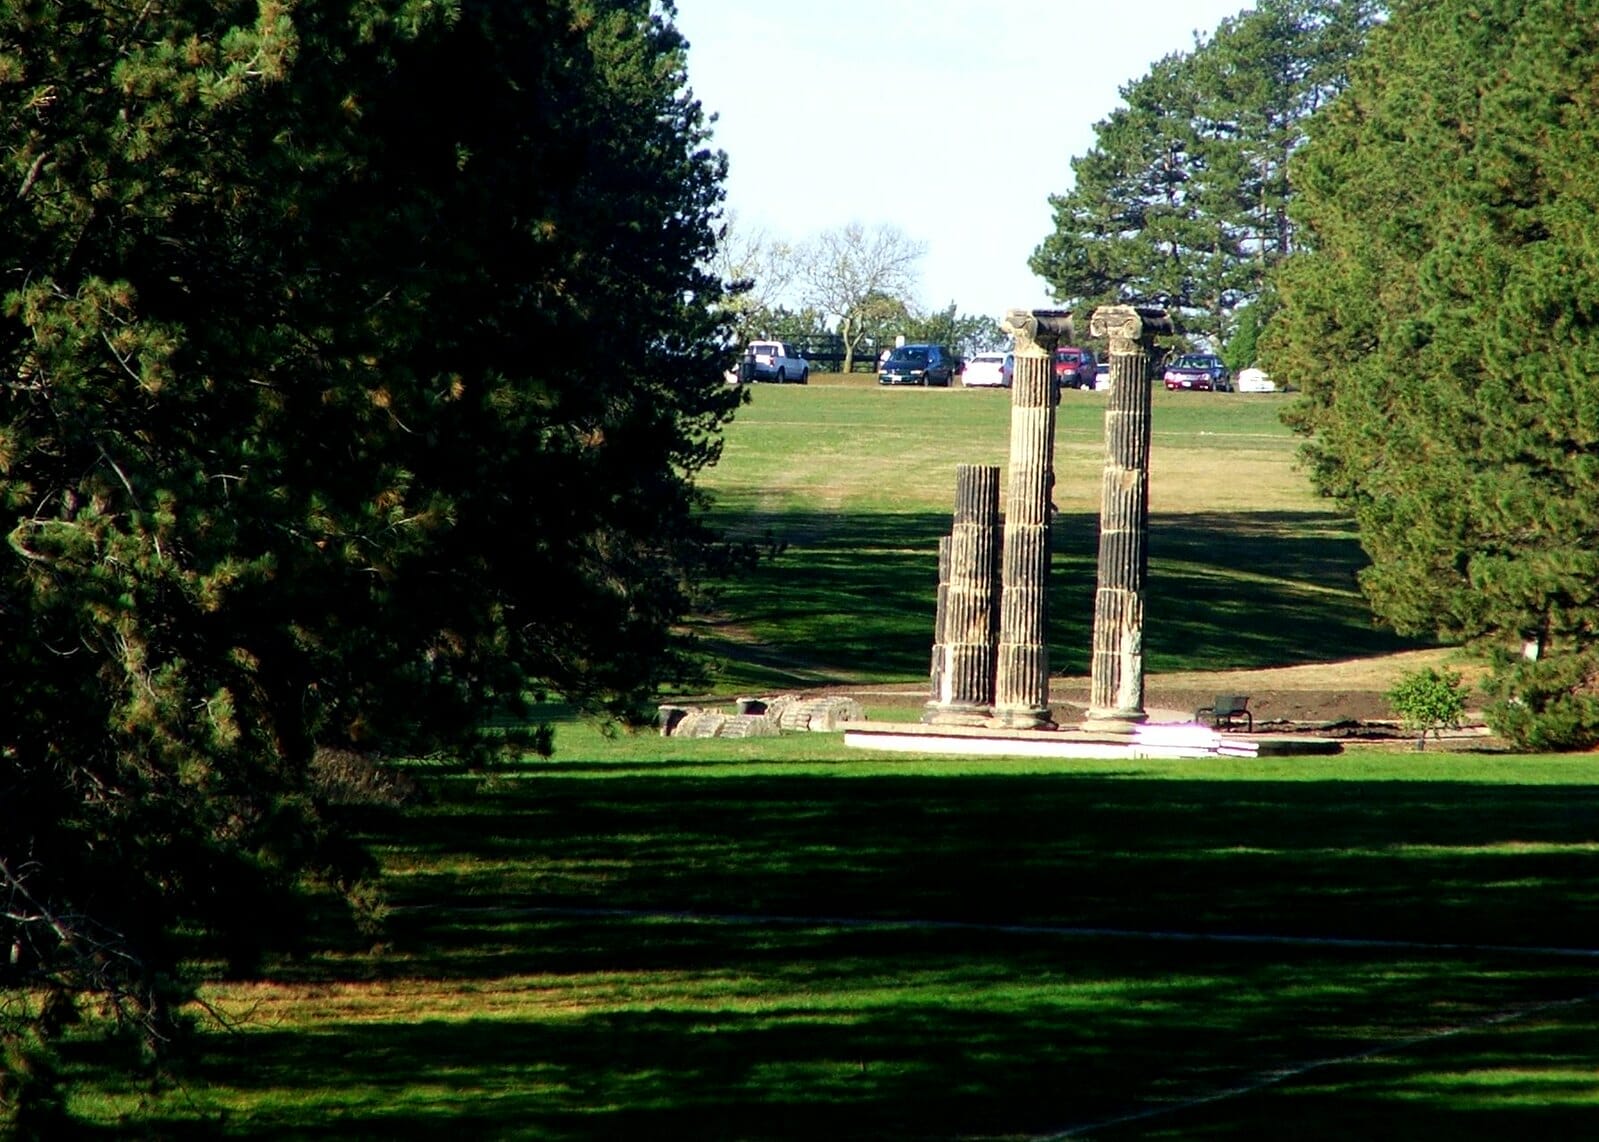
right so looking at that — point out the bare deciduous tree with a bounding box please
[796,223,926,373]
[710,210,796,343]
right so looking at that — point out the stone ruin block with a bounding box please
[660,710,780,739]
[658,705,689,736]
[716,715,781,739]
[658,694,865,738]
[756,693,802,726]
[672,709,730,738]
[775,696,865,732]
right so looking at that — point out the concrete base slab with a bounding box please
[843,719,1342,760]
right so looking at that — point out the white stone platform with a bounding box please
[843,719,1342,760]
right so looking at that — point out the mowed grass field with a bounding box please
[63,378,1599,1139]
[694,378,1421,692]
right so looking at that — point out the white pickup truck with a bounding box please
[741,340,809,384]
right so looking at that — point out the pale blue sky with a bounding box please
[673,0,1256,321]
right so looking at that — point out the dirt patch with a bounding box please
[1056,684,1397,728]
[1088,649,1487,733]
[829,649,1495,744]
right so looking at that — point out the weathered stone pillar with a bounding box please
[928,533,952,705]
[925,465,1001,725]
[992,309,1072,730]
[1082,305,1172,734]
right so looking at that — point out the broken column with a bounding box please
[992,309,1073,730]
[1081,305,1172,734]
[924,464,1001,725]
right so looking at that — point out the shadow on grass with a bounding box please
[700,509,1424,690]
[96,927,1599,1141]
[73,767,1599,1139]
[1100,1009,1599,1140]
[372,772,1599,960]
[81,761,1599,1132]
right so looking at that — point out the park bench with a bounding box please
[1195,695,1252,732]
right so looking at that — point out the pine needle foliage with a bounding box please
[1030,0,1380,347]
[1268,0,1599,750]
[0,0,737,1122]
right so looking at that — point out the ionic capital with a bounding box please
[1090,305,1174,354]
[1003,308,1074,358]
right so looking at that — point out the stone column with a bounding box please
[925,465,1001,725]
[928,533,952,706]
[1081,305,1172,734]
[992,309,1073,730]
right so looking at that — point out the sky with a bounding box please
[672,0,1257,322]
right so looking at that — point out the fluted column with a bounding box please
[992,309,1073,730]
[924,465,1001,725]
[1082,305,1172,734]
[928,534,952,706]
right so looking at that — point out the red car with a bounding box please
[1053,346,1097,390]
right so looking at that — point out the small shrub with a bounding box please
[1386,667,1468,749]
[345,878,392,940]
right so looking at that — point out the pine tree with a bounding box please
[1030,0,1378,345]
[0,0,737,1115]
[1268,0,1599,749]
[1031,51,1208,331]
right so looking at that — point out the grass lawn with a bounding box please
[66,737,1599,1138]
[58,378,1599,1138]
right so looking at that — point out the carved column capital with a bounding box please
[1090,305,1173,354]
[1003,308,1074,358]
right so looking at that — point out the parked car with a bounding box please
[745,340,809,384]
[1163,353,1232,391]
[1093,360,1112,391]
[879,344,956,387]
[961,351,1014,388]
[1235,366,1277,393]
[1053,346,1097,390]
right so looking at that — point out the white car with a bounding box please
[1093,361,1112,390]
[961,351,1013,388]
[1236,367,1277,393]
[743,340,809,384]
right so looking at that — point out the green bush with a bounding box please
[1483,650,1599,752]
[1386,667,1468,749]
